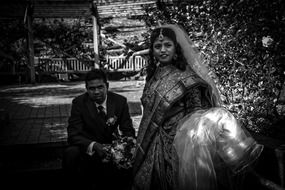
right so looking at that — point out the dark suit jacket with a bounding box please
[67,91,135,151]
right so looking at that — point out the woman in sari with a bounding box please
[132,24,263,190]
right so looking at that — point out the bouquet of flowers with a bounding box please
[103,135,137,169]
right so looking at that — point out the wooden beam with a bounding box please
[95,0,155,6]
[96,0,156,18]
[0,0,93,18]
[97,1,155,9]
[101,33,127,48]
[102,24,146,29]
[93,15,99,68]
[99,11,145,18]
[26,4,36,84]
[34,2,92,18]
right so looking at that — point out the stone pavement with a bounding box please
[1,80,285,190]
[0,80,143,146]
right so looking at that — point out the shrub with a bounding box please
[142,0,285,138]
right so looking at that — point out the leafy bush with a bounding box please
[0,19,26,72]
[33,18,94,61]
[142,0,285,138]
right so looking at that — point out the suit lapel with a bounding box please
[85,94,106,126]
[84,92,116,132]
[85,94,98,121]
[106,92,115,119]
[106,93,118,137]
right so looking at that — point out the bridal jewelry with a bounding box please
[159,28,164,40]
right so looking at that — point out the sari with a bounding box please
[133,64,216,190]
[132,24,263,190]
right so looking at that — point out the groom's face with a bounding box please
[86,79,108,104]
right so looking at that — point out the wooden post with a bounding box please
[93,15,99,69]
[133,56,136,71]
[27,4,35,84]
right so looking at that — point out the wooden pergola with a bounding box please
[0,0,174,83]
[97,0,156,18]
[0,0,99,83]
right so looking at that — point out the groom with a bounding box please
[63,69,135,190]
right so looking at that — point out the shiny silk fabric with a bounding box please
[173,107,263,190]
[132,64,215,190]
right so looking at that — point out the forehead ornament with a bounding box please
[158,28,164,40]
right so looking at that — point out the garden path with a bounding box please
[0,80,144,146]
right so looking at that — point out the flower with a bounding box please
[112,150,124,160]
[102,135,137,169]
[262,36,273,47]
[102,144,112,163]
[106,116,117,126]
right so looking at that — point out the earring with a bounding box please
[153,56,160,66]
[173,54,177,61]
[154,56,158,63]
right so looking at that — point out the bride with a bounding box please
[132,24,263,190]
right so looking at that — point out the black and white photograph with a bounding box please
[0,0,284,190]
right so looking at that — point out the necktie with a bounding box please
[97,105,107,120]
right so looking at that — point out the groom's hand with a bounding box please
[92,142,106,158]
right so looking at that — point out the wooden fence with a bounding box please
[106,55,146,71]
[37,56,146,73]
[37,58,93,73]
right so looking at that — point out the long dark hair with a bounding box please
[146,27,188,81]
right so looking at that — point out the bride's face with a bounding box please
[153,36,176,65]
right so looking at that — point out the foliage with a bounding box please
[0,18,96,73]
[142,0,285,137]
[33,18,94,61]
[100,18,149,70]
[0,19,26,71]
[101,18,149,55]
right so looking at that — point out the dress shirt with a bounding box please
[86,96,107,156]
[95,98,107,115]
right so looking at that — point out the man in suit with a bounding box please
[63,69,135,190]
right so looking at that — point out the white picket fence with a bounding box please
[37,56,146,73]
[37,58,92,73]
[106,55,146,71]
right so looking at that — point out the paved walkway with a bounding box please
[0,80,144,146]
[1,80,285,189]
